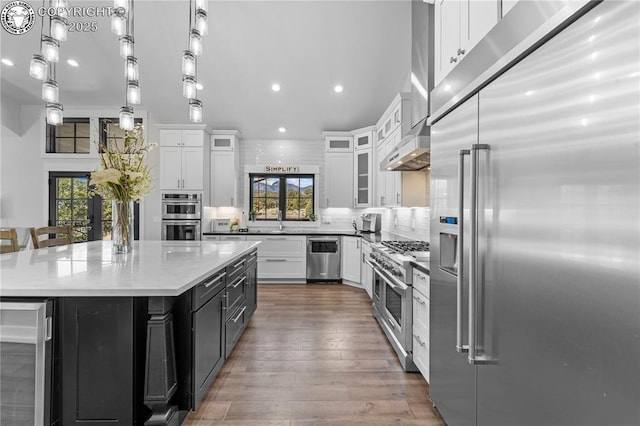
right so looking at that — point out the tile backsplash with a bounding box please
[204,138,430,241]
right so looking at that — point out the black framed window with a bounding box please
[99,118,143,151]
[46,118,91,153]
[48,172,140,242]
[250,174,314,221]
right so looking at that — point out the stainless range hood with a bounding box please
[380,117,430,171]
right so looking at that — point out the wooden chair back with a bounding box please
[0,228,20,253]
[30,225,73,249]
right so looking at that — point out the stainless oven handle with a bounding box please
[376,268,409,292]
[364,259,377,269]
[457,148,470,353]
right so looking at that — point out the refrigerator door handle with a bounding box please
[457,149,470,353]
[469,143,493,365]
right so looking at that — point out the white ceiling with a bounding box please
[1,0,411,139]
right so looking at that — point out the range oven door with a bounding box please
[378,269,412,352]
[162,220,201,241]
[369,260,383,311]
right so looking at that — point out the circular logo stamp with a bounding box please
[1,1,36,35]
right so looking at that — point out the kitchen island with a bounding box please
[0,240,259,425]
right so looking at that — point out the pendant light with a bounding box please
[42,79,59,103]
[195,9,208,35]
[127,80,140,104]
[182,50,195,76]
[29,54,48,80]
[189,29,202,56]
[50,16,68,41]
[46,103,64,125]
[41,35,59,63]
[114,0,129,13]
[189,99,202,123]
[183,76,196,99]
[111,11,126,36]
[119,106,134,130]
[125,56,138,80]
[195,0,207,12]
[119,35,133,58]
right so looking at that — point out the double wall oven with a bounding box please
[367,240,429,372]
[161,193,201,241]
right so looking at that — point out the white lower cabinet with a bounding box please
[412,268,430,382]
[220,235,246,241]
[361,240,373,298]
[247,236,306,280]
[341,236,361,284]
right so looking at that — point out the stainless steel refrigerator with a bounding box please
[429,1,640,425]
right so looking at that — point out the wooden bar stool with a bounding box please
[0,228,20,253]
[29,225,73,249]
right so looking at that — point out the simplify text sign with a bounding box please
[264,165,299,173]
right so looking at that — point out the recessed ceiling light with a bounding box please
[196,82,204,90]
[410,153,417,156]
[278,127,286,133]
[67,59,79,67]
[271,83,281,92]
[334,84,343,93]
[1,58,14,66]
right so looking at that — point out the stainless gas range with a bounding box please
[367,240,429,372]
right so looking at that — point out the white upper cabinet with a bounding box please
[354,149,373,208]
[353,129,373,151]
[158,128,206,191]
[210,132,238,151]
[210,131,241,207]
[435,0,498,84]
[325,152,354,208]
[324,133,354,152]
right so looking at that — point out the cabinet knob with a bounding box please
[449,56,458,64]
[457,48,466,56]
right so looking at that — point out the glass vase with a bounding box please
[112,200,134,254]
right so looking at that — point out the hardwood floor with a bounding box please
[183,284,445,425]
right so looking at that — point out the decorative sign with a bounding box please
[264,165,299,173]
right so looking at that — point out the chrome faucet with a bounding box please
[277,211,283,231]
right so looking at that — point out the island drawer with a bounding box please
[225,274,246,317]
[225,302,247,357]
[245,249,258,268]
[226,257,246,281]
[193,270,227,311]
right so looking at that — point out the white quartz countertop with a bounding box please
[0,240,260,297]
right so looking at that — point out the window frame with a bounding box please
[249,173,315,222]
[45,117,91,154]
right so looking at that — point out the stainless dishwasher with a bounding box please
[306,236,341,282]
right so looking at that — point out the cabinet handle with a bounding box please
[233,259,245,268]
[231,276,246,289]
[231,197,234,206]
[413,334,426,347]
[397,193,400,204]
[265,259,286,262]
[222,294,227,310]
[232,306,246,323]
[177,179,180,188]
[449,56,458,63]
[413,295,426,306]
[457,48,466,55]
[356,239,360,249]
[204,272,226,288]
[266,237,287,241]
[326,198,329,207]
[386,317,395,329]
